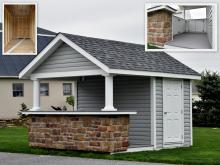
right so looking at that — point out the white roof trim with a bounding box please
[37,34,56,37]
[30,69,106,79]
[21,111,137,115]
[18,33,199,80]
[148,5,176,13]
[109,69,201,80]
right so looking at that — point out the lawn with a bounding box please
[0,127,220,165]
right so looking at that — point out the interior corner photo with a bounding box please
[146,4,216,50]
[3,4,36,54]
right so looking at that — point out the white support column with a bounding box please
[150,77,156,149]
[31,78,40,111]
[74,81,77,111]
[102,75,117,111]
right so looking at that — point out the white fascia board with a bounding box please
[19,33,110,79]
[109,69,201,80]
[30,70,106,79]
[21,111,137,115]
[148,5,176,13]
[37,34,56,37]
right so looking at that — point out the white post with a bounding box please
[150,77,156,149]
[31,78,40,111]
[74,81,77,111]
[102,75,117,111]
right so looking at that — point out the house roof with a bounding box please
[62,33,199,77]
[147,5,177,13]
[0,56,35,77]
[0,24,56,77]
[19,33,200,79]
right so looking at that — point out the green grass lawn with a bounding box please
[0,127,220,165]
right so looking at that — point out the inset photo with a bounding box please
[145,3,217,51]
[3,3,37,55]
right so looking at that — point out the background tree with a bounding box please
[193,71,220,126]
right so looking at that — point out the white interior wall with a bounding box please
[172,16,186,35]
[206,6,213,46]
[172,16,207,36]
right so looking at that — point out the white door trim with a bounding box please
[162,78,184,146]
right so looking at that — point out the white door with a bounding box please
[163,79,183,143]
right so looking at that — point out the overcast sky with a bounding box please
[0,0,219,73]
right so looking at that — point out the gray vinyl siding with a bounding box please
[77,76,105,111]
[34,43,99,73]
[155,78,163,148]
[77,76,151,148]
[114,76,151,148]
[183,80,191,146]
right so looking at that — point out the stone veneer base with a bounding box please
[28,115,129,153]
[148,10,172,47]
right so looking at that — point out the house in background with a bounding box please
[147,5,214,49]
[20,33,200,152]
[0,25,76,119]
[192,81,200,101]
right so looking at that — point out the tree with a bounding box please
[193,71,220,126]
[66,96,75,111]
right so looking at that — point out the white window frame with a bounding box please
[12,83,24,97]
[63,83,72,96]
[40,83,49,96]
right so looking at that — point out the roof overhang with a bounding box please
[147,5,177,13]
[19,33,200,80]
[179,5,209,10]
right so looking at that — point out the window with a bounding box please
[63,83,72,95]
[12,83,24,97]
[40,83,49,96]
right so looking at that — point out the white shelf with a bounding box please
[21,111,137,115]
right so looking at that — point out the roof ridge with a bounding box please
[61,32,144,47]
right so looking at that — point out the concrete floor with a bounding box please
[0,152,169,165]
[4,38,35,54]
[165,32,211,49]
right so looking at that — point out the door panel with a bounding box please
[163,79,183,143]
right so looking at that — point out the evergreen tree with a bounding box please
[193,71,220,126]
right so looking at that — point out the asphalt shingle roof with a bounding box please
[62,33,199,76]
[0,23,199,77]
[0,56,35,77]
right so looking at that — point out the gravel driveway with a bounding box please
[0,152,170,165]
